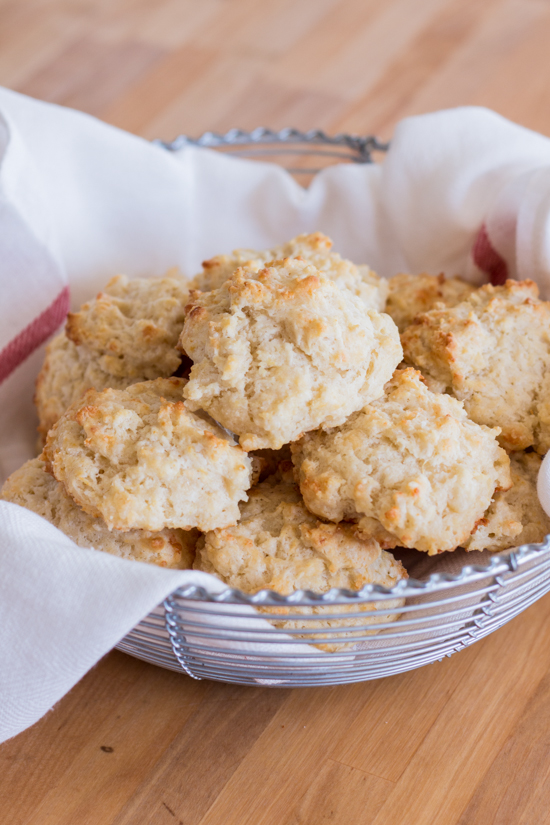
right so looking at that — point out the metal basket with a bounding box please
[116,129,550,685]
[154,126,389,181]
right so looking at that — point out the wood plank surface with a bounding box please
[2,0,550,823]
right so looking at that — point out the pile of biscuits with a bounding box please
[3,232,550,645]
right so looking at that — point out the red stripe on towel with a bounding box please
[0,286,70,385]
[472,223,508,286]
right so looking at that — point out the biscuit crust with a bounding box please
[190,233,389,311]
[195,467,406,649]
[291,368,511,555]
[401,280,550,452]
[44,378,252,532]
[1,458,197,568]
[181,258,402,450]
[464,452,550,552]
[65,273,189,379]
[35,332,138,441]
[386,272,475,332]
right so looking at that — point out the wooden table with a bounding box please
[2,0,550,822]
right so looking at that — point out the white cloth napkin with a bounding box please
[3,87,550,743]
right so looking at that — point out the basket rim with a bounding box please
[154,127,389,165]
[166,537,550,606]
[154,126,390,148]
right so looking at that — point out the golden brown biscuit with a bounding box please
[386,272,475,332]
[35,332,139,442]
[401,280,550,452]
[66,272,189,379]
[195,466,406,650]
[181,258,402,450]
[44,378,252,532]
[464,452,550,552]
[291,369,511,555]
[190,233,389,311]
[1,458,197,568]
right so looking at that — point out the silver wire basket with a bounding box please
[116,129,550,685]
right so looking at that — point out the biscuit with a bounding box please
[1,458,197,568]
[386,272,475,332]
[65,272,189,379]
[44,378,252,532]
[291,368,511,555]
[401,280,550,452]
[190,233,389,311]
[464,452,550,552]
[35,332,139,441]
[195,466,406,650]
[181,258,402,450]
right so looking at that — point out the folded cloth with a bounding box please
[2,87,550,743]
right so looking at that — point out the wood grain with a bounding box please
[1,1,550,822]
